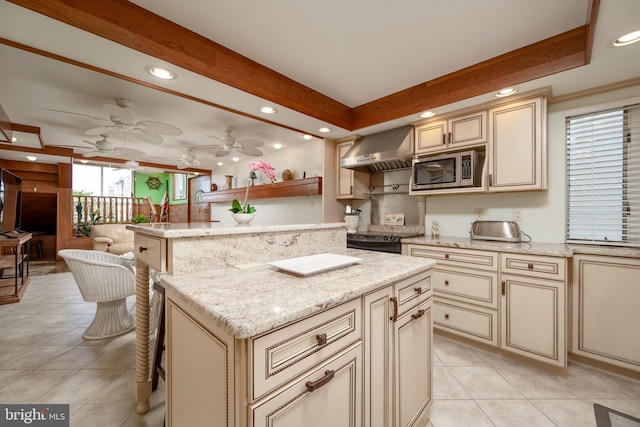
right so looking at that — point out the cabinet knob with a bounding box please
[444,314,449,320]
[444,280,449,286]
[444,254,449,259]
[138,246,148,253]
[448,132,452,144]
[316,333,327,346]
[442,134,446,145]
[414,287,423,294]
[528,263,534,270]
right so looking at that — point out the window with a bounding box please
[566,102,640,247]
[72,164,132,197]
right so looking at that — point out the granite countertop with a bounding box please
[162,249,436,339]
[402,235,640,258]
[127,222,346,238]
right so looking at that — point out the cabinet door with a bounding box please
[501,274,566,368]
[250,343,362,427]
[572,255,640,371]
[415,120,447,154]
[448,111,486,148]
[363,287,393,427]
[488,96,546,192]
[394,299,433,427]
[337,141,355,198]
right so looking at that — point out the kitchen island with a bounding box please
[163,249,435,426]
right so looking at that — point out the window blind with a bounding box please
[566,103,640,247]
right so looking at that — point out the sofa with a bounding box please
[90,224,134,255]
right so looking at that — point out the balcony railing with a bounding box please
[73,195,152,236]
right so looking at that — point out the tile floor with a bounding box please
[1,268,639,426]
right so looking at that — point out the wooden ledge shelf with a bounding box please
[201,177,322,203]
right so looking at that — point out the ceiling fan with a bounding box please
[80,135,147,159]
[117,160,165,174]
[207,126,264,157]
[45,98,183,145]
[177,148,201,169]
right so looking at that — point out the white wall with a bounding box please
[209,140,324,225]
[423,84,640,243]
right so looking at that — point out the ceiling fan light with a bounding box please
[80,159,89,164]
[614,30,640,46]
[26,155,37,161]
[217,162,224,166]
[273,143,282,149]
[147,66,176,80]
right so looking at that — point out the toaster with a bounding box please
[470,221,521,243]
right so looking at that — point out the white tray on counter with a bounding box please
[268,253,362,277]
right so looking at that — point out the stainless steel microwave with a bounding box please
[411,150,484,190]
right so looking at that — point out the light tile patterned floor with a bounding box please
[1,270,639,426]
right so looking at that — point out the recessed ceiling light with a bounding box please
[273,143,282,149]
[193,172,200,176]
[260,106,277,114]
[496,88,517,98]
[217,161,224,166]
[147,66,176,80]
[419,111,435,118]
[26,155,37,161]
[302,134,312,140]
[232,157,239,162]
[11,136,18,142]
[319,127,331,133]
[614,30,640,46]
[80,159,89,164]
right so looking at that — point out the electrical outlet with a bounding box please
[474,208,484,220]
[513,208,524,221]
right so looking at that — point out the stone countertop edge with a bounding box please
[401,236,640,258]
[127,222,346,238]
[162,250,436,339]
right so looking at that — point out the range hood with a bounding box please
[340,125,414,173]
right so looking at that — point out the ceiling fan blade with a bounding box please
[137,121,183,136]
[82,139,99,148]
[131,132,163,145]
[85,126,117,136]
[206,134,235,145]
[214,150,230,157]
[102,103,136,124]
[43,108,110,122]
[238,138,265,148]
[238,147,263,157]
[113,147,147,159]
[82,151,101,158]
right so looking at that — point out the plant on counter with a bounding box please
[229,159,276,214]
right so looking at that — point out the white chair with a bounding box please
[58,249,136,340]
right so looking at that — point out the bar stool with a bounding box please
[152,280,165,391]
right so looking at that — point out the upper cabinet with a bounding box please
[415,111,487,155]
[487,96,547,192]
[336,138,370,199]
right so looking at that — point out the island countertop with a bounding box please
[127,221,345,238]
[162,249,436,338]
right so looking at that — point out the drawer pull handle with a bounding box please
[138,246,148,253]
[444,314,449,320]
[412,309,426,320]
[442,134,446,145]
[444,254,449,259]
[306,370,335,393]
[502,281,506,295]
[528,263,534,270]
[414,287,423,294]
[390,297,398,322]
[316,333,327,346]
[444,280,449,286]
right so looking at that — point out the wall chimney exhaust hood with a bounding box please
[340,125,414,173]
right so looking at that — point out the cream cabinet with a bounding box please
[571,255,640,372]
[415,111,487,155]
[500,253,566,368]
[405,245,499,346]
[336,139,370,199]
[487,96,547,192]
[364,271,433,427]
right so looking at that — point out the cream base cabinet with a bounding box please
[364,272,433,427]
[572,255,640,372]
[500,252,567,368]
[336,139,370,199]
[487,96,547,192]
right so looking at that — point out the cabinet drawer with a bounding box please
[252,299,361,400]
[406,244,498,271]
[434,300,498,346]
[501,253,566,281]
[134,234,167,272]
[433,267,498,309]
[394,270,432,316]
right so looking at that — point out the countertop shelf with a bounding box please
[200,177,322,203]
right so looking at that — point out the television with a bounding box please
[0,168,23,237]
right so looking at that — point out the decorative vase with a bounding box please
[232,212,255,225]
[225,175,233,189]
[344,215,360,233]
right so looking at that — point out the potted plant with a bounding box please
[229,160,276,224]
